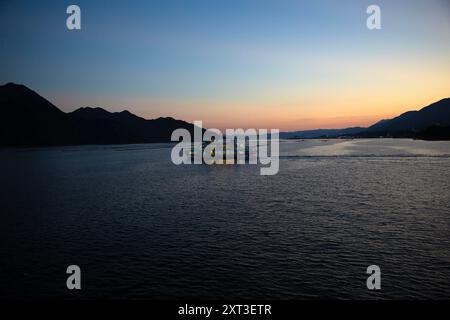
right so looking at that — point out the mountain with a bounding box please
[280,127,365,139]
[416,125,450,141]
[0,83,198,146]
[0,83,78,146]
[280,98,450,140]
[68,107,196,145]
[366,98,450,135]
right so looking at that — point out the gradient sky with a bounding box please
[1,0,449,130]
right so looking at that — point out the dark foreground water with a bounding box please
[1,139,450,299]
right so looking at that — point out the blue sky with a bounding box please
[1,0,449,130]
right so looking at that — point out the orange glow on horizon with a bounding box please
[55,56,449,131]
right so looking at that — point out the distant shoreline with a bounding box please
[3,137,450,150]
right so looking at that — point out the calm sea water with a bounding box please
[1,139,450,299]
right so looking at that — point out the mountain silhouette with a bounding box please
[417,125,450,140]
[367,98,450,134]
[281,98,450,140]
[0,83,78,145]
[0,83,199,146]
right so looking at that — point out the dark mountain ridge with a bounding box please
[367,98,450,134]
[0,83,198,146]
[281,98,450,140]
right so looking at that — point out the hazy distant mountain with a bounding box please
[0,83,198,146]
[280,127,365,139]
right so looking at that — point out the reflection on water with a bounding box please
[1,139,450,299]
[283,138,450,157]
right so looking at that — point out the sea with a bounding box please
[1,139,449,299]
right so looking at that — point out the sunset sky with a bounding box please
[1,0,449,131]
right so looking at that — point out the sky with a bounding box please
[0,0,449,131]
